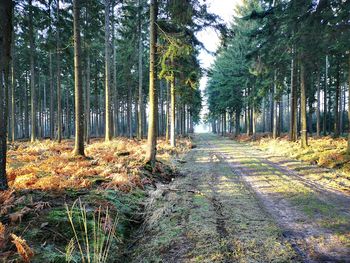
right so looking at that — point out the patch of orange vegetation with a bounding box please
[6,137,191,192]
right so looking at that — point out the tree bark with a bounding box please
[11,36,15,142]
[347,53,350,154]
[56,0,62,142]
[165,81,170,142]
[73,0,84,156]
[29,0,36,142]
[86,51,91,143]
[235,110,240,137]
[170,75,176,147]
[0,0,12,190]
[49,51,54,139]
[145,0,158,164]
[300,61,308,148]
[137,0,143,139]
[273,70,278,139]
[289,50,297,141]
[104,0,112,141]
[323,55,328,135]
[334,63,340,138]
[316,70,321,137]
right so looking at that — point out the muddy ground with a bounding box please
[129,133,350,263]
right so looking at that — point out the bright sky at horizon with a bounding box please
[195,0,242,133]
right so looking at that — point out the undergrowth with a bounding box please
[0,137,191,262]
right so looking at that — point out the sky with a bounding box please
[195,0,242,133]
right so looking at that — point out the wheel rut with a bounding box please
[208,137,350,263]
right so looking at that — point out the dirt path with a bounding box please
[130,134,350,262]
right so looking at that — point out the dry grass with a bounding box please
[234,134,350,192]
[1,137,192,262]
[6,137,191,192]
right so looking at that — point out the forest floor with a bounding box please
[132,133,350,262]
[0,137,191,262]
[1,134,350,262]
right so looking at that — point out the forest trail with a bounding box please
[131,134,350,263]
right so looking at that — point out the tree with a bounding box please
[29,0,36,142]
[0,0,13,190]
[104,0,112,141]
[56,0,62,143]
[145,0,158,165]
[137,0,143,140]
[73,0,84,156]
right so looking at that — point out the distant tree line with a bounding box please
[0,0,223,190]
[206,0,350,150]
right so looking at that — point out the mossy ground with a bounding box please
[130,134,299,262]
[0,137,190,262]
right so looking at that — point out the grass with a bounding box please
[0,137,191,262]
[237,135,350,193]
[223,135,350,251]
[130,134,299,262]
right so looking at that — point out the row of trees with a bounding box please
[0,0,224,190]
[206,0,350,150]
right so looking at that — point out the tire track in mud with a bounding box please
[237,146,350,213]
[207,152,235,262]
[208,137,350,263]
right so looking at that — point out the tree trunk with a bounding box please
[86,52,90,143]
[112,14,118,137]
[73,0,84,156]
[289,50,297,141]
[145,0,158,164]
[29,0,36,142]
[49,51,54,140]
[235,110,240,137]
[56,0,62,142]
[170,76,176,147]
[165,81,170,141]
[127,80,132,138]
[104,0,112,141]
[273,70,278,139]
[137,0,143,140]
[347,53,350,153]
[316,70,321,137]
[11,37,15,142]
[323,55,328,135]
[300,61,308,148]
[334,63,340,138]
[0,0,12,190]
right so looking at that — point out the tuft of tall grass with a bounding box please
[65,199,118,263]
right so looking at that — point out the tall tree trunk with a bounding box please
[112,15,118,137]
[56,0,62,142]
[347,53,350,153]
[300,61,308,148]
[137,0,143,139]
[104,0,112,141]
[323,55,328,135]
[170,74,176,147]
[11,37,15,142]
[235,110,240,137]
[25,71,29,138]
[29,0,36,142]
[334,63,340,138]
[127,80,132,138]
[145,0,158,164]
[316,70,321,137]
[273,70,278,139]
[289,50,297,141]
[86,52,90,143]
[0,0,12,190]
[73,0,84,156]
[165,81,170,142]
[49,51,54,139]
[94,69,99,137]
